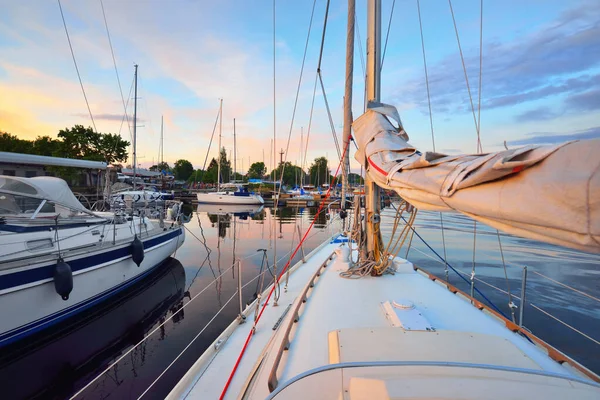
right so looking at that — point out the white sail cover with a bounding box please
[353,103,600,253]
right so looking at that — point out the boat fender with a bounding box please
[54,258,73,301]
[131,236,144,266]
[339,209,348,220]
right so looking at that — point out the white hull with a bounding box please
[196,192,264,205]
[0,226,185,346]
[169,236,600,399]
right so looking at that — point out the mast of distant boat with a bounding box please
[365,0,382,256]
[132,64,138,191]
[160,114,164,189]
[217,99,223,192]
[233,118,237,183]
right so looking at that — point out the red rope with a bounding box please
[218,138,352,399]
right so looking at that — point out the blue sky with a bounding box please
[0,0,598,172]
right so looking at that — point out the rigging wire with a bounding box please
[315,0,342,162]
[477,0,483,148]
[497,229,516,322]
[302,72,319,174]
[194,104,221,186]
[447,0,482,153]
[417,0,450,282]
[274,0,318,205]
[57,0,97,133]
[100,0,131,142]
[380,0,396,70]
[117,76,135,138]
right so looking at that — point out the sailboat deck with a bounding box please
[171,241,599,399]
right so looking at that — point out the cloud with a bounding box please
[565,89,600,112]
[507,126,600,146]
[440,148,462,154]
[396,1,600,115]
[514,106,561,123]
[71,113,145,123]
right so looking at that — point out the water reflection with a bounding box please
[0,258,186,399]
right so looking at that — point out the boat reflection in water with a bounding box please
[200,203,264,218]
[0,258,186,399]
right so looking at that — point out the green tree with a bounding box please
[309,157,330,186]
[32,136,60,156]
[0,132,32,153]
[202,158,219,183]
[348,173,364,185]
[247,161,266,179]
[150,162,171,172]
[270,162,305,186]
[99,133,129,163]
[218,147,231,183]
[54,125,129,163]
[173,159,194,181]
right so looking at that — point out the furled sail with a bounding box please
[353,103,600,253]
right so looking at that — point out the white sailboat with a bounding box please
[166,1,600,399]
[0,64,186,348]
[197,102,264,206]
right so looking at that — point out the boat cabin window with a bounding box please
[0,194,54,215]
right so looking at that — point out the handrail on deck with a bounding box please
[267,251,336,392]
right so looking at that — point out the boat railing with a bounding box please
[267,251,336,392]
[70,216,340,399]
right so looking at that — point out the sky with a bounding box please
[0,0,598,174]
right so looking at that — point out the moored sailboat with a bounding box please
[165,1,600,399]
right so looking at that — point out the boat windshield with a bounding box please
[0,192,90,218]
[0,176,92,218]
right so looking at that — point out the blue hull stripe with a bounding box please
[0,220,107,233]
[0,228,181,291]
[0,228,183,347]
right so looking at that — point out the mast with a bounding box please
[160,114,164,189]
[342,0,355,211]
[160,115,164,165]
[217,99,223,192]
[233,118,237,183]
[365,0,382,256]
[132,64,138,191]
[300,127,303,187]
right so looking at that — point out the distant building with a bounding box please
[0,151,106,187]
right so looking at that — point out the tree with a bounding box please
[173,159,194,181]
[53,125,129,163]
[270,162,305,186]
[218,147,231,183]
[32,136,60,156]
[150,162,171,172]
[99,133,129,163]
[309,157,330,186]
[0,132,35,154]
[348,173,364,185]
[202,158,219,183]
[247,161,266,179]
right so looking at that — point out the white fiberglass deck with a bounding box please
[170,240,600,399]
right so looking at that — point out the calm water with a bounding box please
[1,204,598,399]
